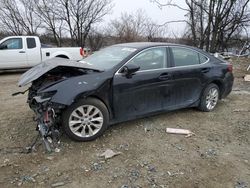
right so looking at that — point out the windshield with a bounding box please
[79,46,137,70]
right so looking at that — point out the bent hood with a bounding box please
[18,58,91,87]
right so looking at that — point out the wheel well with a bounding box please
[210,80,224,98]
[80,95,112,119]
[56,55,69,59]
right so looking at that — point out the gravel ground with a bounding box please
[0,58,249,188]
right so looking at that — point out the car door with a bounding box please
[112,47,175,121]
[26,37,41,67]
[168,46,210,108]
[0,37,27,69]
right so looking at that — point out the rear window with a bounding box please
[27,38,36,49]
[171,47,200,67]
[199,54,208,63]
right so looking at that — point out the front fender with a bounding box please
[38,73,111,106]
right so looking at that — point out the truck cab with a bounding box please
[0,36,41,69]
[0,36,83,70]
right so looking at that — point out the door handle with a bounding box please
[19,51,26,53]
[159,73,171,80]
[201,68,210,73]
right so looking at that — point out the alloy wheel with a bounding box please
[69,105,104,138]
[205,88,219,110]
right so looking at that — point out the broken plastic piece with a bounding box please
[99,149,122,159]
[244,75,250,81]
[166,128,194,137]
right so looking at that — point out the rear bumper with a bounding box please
[221,72,234,98]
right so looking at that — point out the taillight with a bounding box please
[80,47,84,56]
[227,64,233,72]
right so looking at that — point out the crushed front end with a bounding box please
[26,76,67,152]
[16,58,90,152]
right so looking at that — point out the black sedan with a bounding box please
[18,42,234,144]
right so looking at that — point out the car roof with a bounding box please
[114,42,193,49]
[113,42,212,57]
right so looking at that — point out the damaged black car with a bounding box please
[17,42,234,150]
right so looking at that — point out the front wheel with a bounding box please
[62,98,109,141]
[198,83,219,112]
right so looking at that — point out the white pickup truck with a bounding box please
[0,36,84,70]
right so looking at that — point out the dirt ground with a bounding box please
[0,58,249,188]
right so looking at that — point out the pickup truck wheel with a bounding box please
[198,83,219,112]
[62,98,109,141]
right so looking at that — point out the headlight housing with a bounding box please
[39,91,57,99]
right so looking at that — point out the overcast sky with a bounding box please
[105,0,187,36]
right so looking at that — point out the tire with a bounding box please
[62,98,109,141]
[198,83,220,112]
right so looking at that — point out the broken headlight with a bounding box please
[33,91,57,103]
[39,91,57,99]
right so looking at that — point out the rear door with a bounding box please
[0,37,27,69]
[168,46,210,107]
[26,37,41,67]
[112,47,175,121]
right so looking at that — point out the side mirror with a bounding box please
[121,64,140,78]
[0,44,7,50]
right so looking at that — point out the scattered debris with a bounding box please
[200,149,218,158]
[54,148,61,153]
[147,165,157,172]
[129,169,140,180]
[171,144,185,151]
[118,143,129,151]
[120,185,129,188]
[46,156,54,160]
[233,109,250,112]
[51,181,66,187]
[167,170,184,177]
[20,175,36,183]
[247,65,250,71]
[166,128,194,137]
[235,181,248,188]
[244,75,250,82]
[92,162,102,171]
[99,149,122,159]
[1,158,11,167]
[206,149,217,157]
[144,124,153,132]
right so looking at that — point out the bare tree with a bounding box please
[35,0,65,46]
[151,0,250,52]
[0,0,41,35]
[145,21,167,41]
[109,10,147,42]
[87,28,105,51]
[57,0,113,47]
[109,10,167,43]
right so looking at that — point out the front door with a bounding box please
[113,47,174,121]
[0,37,27,69]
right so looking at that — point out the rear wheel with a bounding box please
[62,98,109,141]
[198,83,219,112]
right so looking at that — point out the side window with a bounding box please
[1,38,23,50]
[171,47,200,67]
[199,54,208,64]
[129,47,166,71]
[27,38,36,49]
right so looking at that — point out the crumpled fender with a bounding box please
[39,72,111,105]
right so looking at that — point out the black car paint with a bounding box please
[21,43,234,125]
